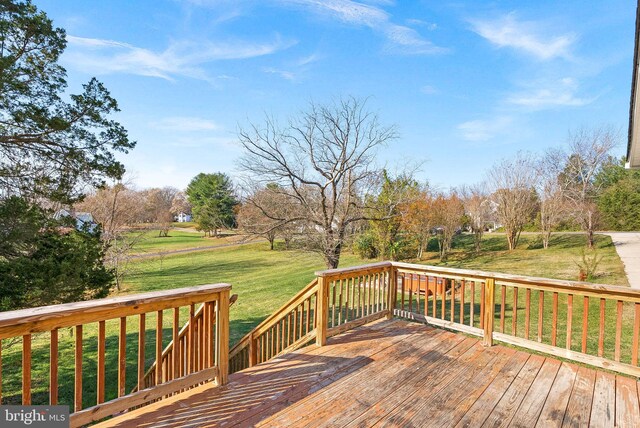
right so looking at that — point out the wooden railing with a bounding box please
[0,283,231,427]
[228,264,394,373]
[230,261,640,380]
[229,279,319,373]
[390,261,640,378]
[135,294,237,392]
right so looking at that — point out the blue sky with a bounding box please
[35,0,635,191]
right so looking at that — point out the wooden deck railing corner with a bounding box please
[0,283,233,427]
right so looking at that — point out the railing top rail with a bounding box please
[0,283,231,338]
[392,262,640,299]
[315,261,392,277]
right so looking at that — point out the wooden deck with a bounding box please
[99,319,640,427]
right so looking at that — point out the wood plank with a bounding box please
[50,328,58,405]
[502,358,562,427]
[598,298,605,357]
[260,329,466,428]
[615,375,640,427]
[71,366,219,427]
[562,366,596,428]
[590,370,615,427]
[512,286,518,336]
[22,334,31,405]
[373,343,502,427]
[97,320,106,403]
[552,292,559,347]
[75,325,83,412]
[106,320,427,428]
[633,303,640,366]
[138,313,145,390]
[582,296,589,353]
[420,347,519,428]
[156,310,163,385]
[615,301,623,362]
[480,354,545,427]
[536,362,578,427]
[455,351,531,428]
[567,294,573,351]
[118,317,126,396]
[278,334,477,428]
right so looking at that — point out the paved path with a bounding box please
[606,232,640,289]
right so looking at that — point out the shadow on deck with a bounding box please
[99,319,640,427]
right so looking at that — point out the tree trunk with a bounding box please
[269,237,274,250]
[474,229,482,252]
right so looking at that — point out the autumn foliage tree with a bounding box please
[430,193,464,261]
[400,189,433,260]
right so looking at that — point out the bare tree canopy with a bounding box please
[537,149,567,249]
[237,97,398,268]
[559,126,618,248]
[458,183,492,253]
[487,152,539,251]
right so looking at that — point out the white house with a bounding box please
[176,212,192,223]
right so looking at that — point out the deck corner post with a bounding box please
[216,289,230,385]
[386,265,397,320]
[316,275,329,346]
[483,277,496,347]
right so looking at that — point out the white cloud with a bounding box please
[457,116,513,142]
[150,117,220,132]
[263,67,296,80]
[470,13,575,60]
[506,77,594,109]
[64,35,296,81]
[278,0,445,54]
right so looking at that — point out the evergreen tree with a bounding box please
[186,173,238,237]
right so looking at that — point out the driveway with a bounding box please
[606,232,640,289]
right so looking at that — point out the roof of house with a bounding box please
[628,0,640,168]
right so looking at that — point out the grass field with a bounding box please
[127,229,245,255]
[0,232,628,410]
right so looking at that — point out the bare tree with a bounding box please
[560,127,618,248]
[237,188,281,250]
[537,149,567,249]
[77,182,146,290]
[431,192,465,261]
[459,183,492,252]
[237,97,398,268]
[145,187,179,237]
[170,191,192,218]
[487,153,539,251]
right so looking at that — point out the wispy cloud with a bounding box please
[457,116,513,142]
[506,77,595,109]
[150,116,220,132]
[470,13,575,60]
[277,0,445,55]
[263,67,296,80]
[64,35,296,81]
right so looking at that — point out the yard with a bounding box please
[0,232,629,410]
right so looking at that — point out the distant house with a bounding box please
[176,212,192,223]
[54,209,98,232]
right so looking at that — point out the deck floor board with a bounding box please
[98,320,640,428]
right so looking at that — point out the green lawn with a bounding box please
[127,230,244,255]
[0,232,629,410]
[415,233,628,286]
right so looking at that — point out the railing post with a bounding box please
[248,333,257,367]
[483,277,495,347]
[386,265,397,320]
[216,290,230,385]
[316,275,329,346]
